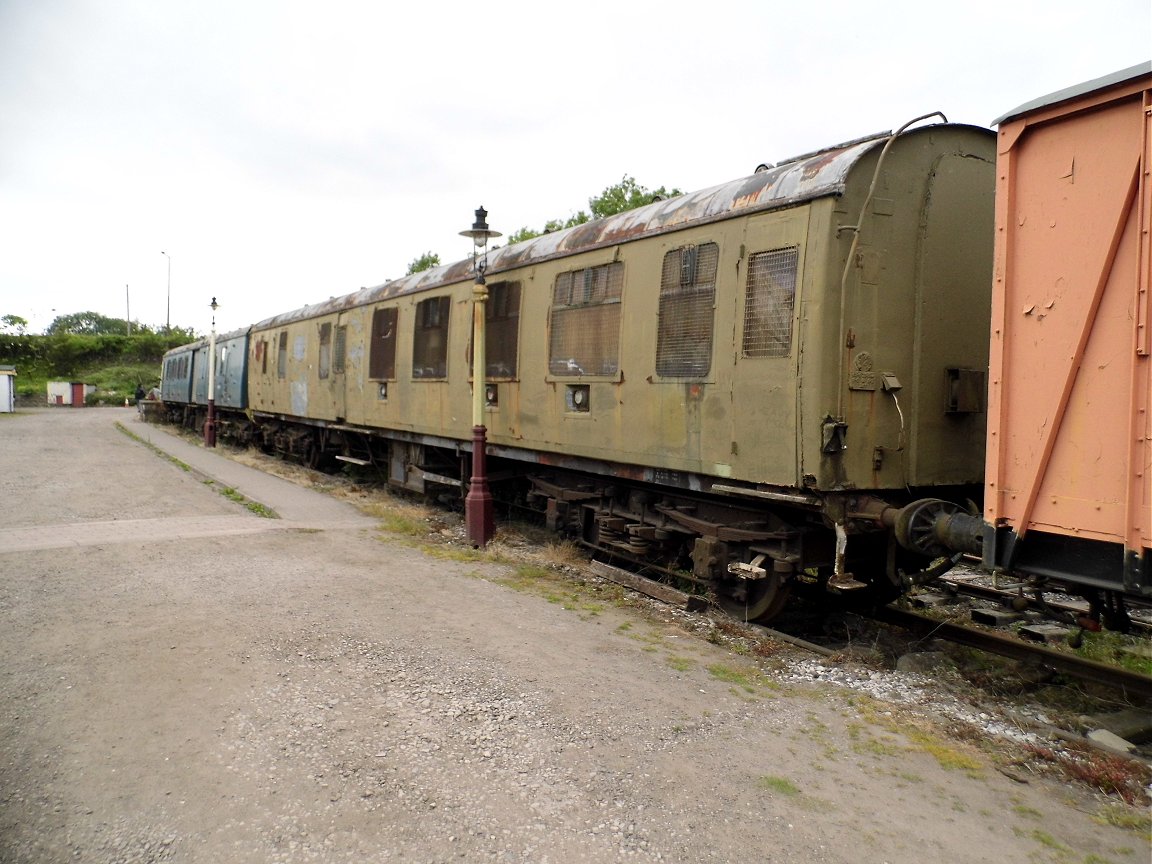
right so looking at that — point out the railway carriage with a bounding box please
[156,64,1152,627]
[981,62,1152,621]
[233,122,997,619]
[160,328,251,430]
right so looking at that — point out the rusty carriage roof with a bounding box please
[252,126,952,330]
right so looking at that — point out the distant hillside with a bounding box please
[0,333,188,406]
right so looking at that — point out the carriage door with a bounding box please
[333,315,348,422]
[732,213,807,485]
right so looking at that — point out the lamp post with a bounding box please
[459,206,501,546]
[161,251,171,333]
[205,296,218,448]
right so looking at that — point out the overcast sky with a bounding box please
[1,0,1148,335]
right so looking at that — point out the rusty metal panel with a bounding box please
[986,66,1152,558]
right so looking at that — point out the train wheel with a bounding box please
[713,573,792,623]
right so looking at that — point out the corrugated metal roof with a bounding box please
[992,61,1151,126]
[252,129,900,330]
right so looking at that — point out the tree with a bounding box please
[406,252,441,275]
[589,175,680,219]
[0,314,28,335]
[506,176,680,244]
[45,311,153,336]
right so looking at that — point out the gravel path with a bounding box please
[0,408,1146,863]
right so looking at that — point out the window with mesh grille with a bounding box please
[548,262,624,376]
[369,307,397,380]
[334,325,346,374]
[468,281,521,378]
[413,296,451,379]
[318,322,332,379]
[742,246,799,358]
[656,242,718,377]
[277,331,288,379]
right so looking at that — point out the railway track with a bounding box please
[871,605,1152,701]
[585,556,1152,701]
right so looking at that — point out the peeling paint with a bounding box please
[251,129,910,331]
[290,379,308,417]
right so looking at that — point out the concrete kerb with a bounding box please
[121,416,375,529]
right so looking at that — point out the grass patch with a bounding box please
[757,775,800,797]
[1025,828,1070,853]
[419,543,488,563]
[666,655,695,672]
[1094,802,1152,834]
[366,502,436,537]
[1011,804,1043,820]
[707,662,778,697]
[489,563,611,619]
[906,729,984,777]
[1072,630,1152,676]
[213,484,276,518]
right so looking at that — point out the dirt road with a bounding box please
[0,408,1145,863]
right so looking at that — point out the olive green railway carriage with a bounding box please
[247,122,996,619]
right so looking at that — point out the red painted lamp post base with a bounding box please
[465,424,494,546]
[204,399,217,448]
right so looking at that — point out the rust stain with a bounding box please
[254,131,897,330]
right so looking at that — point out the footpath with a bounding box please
[128,414,373,528]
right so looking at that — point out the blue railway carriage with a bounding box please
[160,329,250,432]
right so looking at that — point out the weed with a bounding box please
[538,539,587,569]
[205,484,276,518]
[757,775,800,797]
[1012,804,1043,820]
[1072,630,1152,676]
[419,543,487,563]
[905,729,985,777]
[666,655,695,672]
[1027,828,1070,852]
[1023,742,1152,806]
[1094,802,1152,834]
[373,508,434,537]
[853,737,903,758]
[116,422,191,471]
[707,662,762,693]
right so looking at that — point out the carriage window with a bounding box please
[369,307,398,380]
[277,331,288,378]
[742,246,798,358]
[334,325,347,374]
[656,242,718,377]
[469,281,521,378]
[318,322,332,379]
[548,262,623,376]
[412,296,451,379]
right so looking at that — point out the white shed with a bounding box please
[47,381,95,406]
[0,366,14,413]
